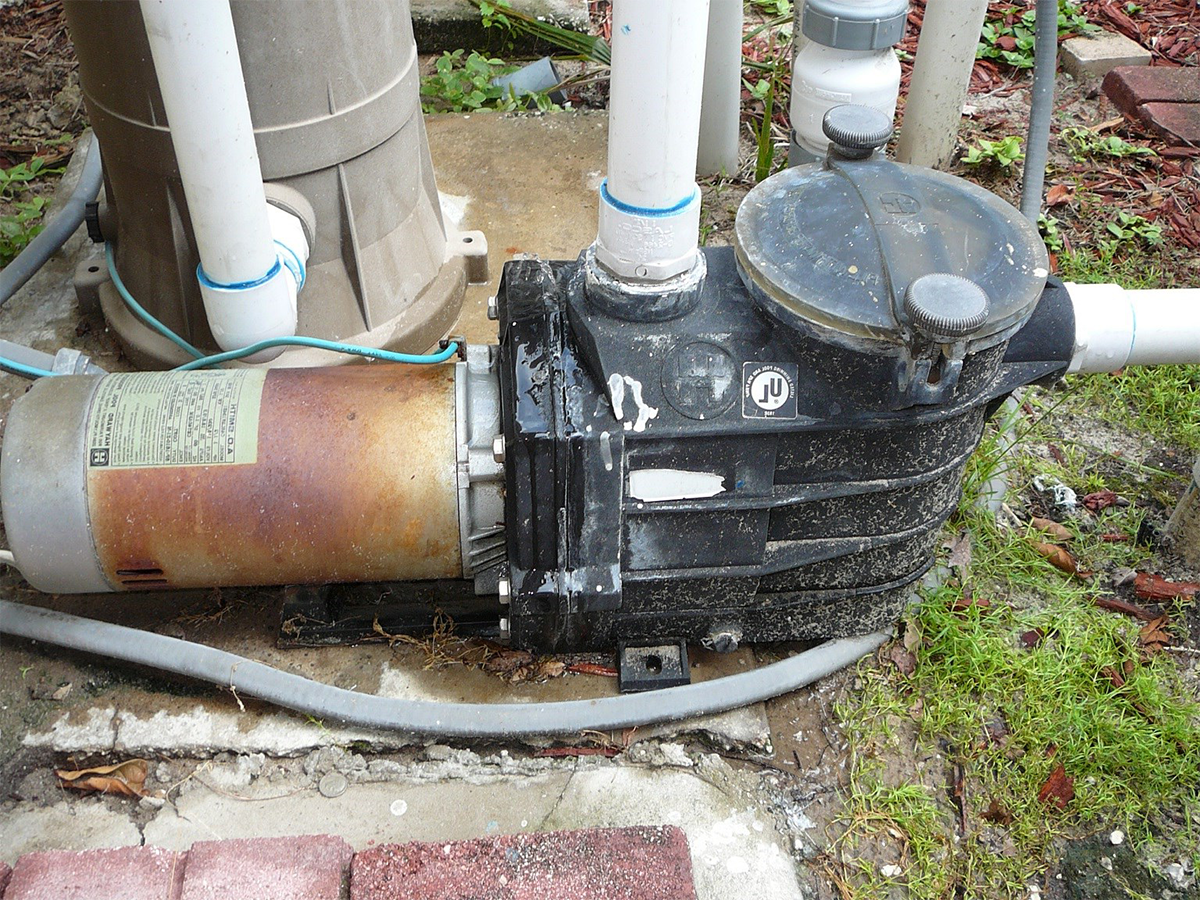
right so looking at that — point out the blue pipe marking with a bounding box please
[196,257,282,292]
[600,180,698,218]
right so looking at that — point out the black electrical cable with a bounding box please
[0,599,888,738]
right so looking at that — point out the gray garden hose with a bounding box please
[1021,0,1058,222]
[0,599,888,738]
[0,133,103,307]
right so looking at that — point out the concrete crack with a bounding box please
[536,759,576,831]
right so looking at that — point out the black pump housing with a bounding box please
[495,145,1076,653]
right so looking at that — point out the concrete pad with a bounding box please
[0,801,143,865]
[351,826,697,900]
[181,836,352,900]
[411,0,590,54]
[4,846,184,900]
[426,111,607,344]
[1061,32,1151,80]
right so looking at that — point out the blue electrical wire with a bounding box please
[0,245,461,378]
[0,357,54,379]
[174,337,460,371]
[105,243,205,359]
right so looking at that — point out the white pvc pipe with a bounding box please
[596,0,710,281]
[140,0,301,352]
[895,0,988,169]
[697,0,742,177]
[1067,283,1200,373]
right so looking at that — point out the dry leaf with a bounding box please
[1031,517,1073,543]
[887,642,917,677]
[1046,184,1073,207]
[1019,629,1044,649]
[952,595,992,614]
[1030,541,1091,578]
[57,759,150,797]
[1134,573,1200,602]
[1037,762,1075,809]
[1101,665,1126,689]
[944,530,972,572]
[1092,595,1159,622]
[1082,490,1121,512]
[566,662,618,677]
[1138,615,1172,656]
[982,798,1014,825]
[482,649,535,679]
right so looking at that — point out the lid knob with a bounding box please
[903,273,990,342]
[822,105,894,159]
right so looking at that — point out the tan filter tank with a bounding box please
[65,0,483,368]
[0,366,463,593]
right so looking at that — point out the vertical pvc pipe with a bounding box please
[595,0,711,282]
[895,0,988,169]
[140,0,301,352]
[697,0,743,177]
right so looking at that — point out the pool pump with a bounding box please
[0,108,1076,653]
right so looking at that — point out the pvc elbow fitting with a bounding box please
[196,204,309,359]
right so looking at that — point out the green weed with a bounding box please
[0,156,63,268]
[420,50,558,113]
[1062,127,1156,161]
[977,1,1097,70]
[963,135,1024,170]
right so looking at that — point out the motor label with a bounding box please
[742,362,798,419]
[86,370,266,468]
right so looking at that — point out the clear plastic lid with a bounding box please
[734,155,1050,351]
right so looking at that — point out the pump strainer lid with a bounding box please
[734,148,1050,352]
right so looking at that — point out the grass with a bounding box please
[829,396,1200,899]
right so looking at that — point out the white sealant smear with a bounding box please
[607,373,658,433]
[628,469,725,503]
[390,799,408,817]
[438,192,470,229]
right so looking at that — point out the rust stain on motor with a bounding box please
[86,365,461,589]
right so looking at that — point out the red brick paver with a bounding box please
[1,860,12,898]
[4,847,185,900]
[179,835,352,900]
[1104,66,1200,146]
[351,825,698,900]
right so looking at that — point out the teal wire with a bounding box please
[105,243,205,359]
[0,357,54,379]
[173,337,460,371]
[105,242,458,370]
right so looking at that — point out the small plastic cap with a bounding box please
[904,273,990,341]
[823,105,894,159]
[802,0,909,50]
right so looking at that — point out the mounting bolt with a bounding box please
[486,295,498,320]
[492,434,505,464]
[498,577,511,606]
[705,625,742,654]
[498,616,510,637]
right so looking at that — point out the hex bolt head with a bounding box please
[498,577,511,606]
[492,434,506,464]
[486,295,499,320]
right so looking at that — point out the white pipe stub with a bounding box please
[1067,282,1200,373]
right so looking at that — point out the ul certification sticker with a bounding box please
[742,362,798,419]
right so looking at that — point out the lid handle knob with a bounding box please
[903,273,991,342]
[822,105,894,160]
